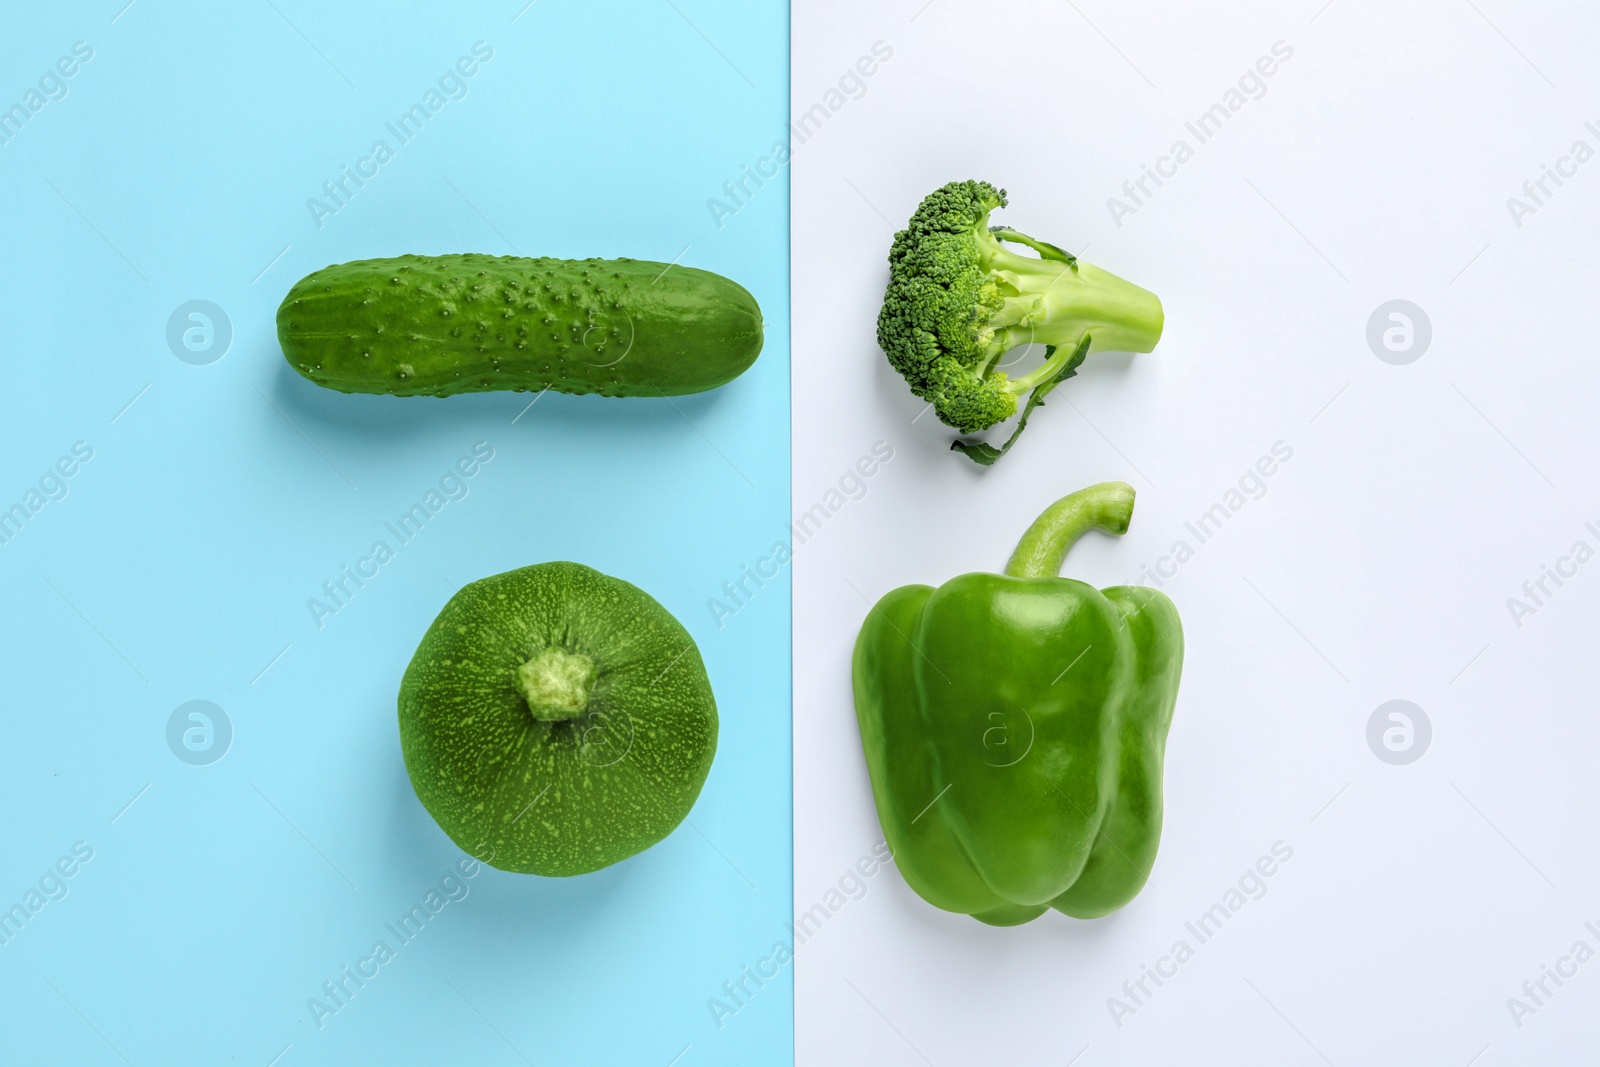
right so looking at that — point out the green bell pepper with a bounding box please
[852,481,1183,926]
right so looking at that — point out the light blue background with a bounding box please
[0,2,791,1063]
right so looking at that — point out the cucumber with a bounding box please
[277,253,764,398]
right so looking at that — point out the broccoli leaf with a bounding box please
[989,227,1078,270]
[951,335,1092,466]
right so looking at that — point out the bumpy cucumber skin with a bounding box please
[277,253,764,398]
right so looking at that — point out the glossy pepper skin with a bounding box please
[852,482,1183,926]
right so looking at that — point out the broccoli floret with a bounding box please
[877,180,1164,446]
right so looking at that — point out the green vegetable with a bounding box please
[876,180,1163,462]
[278,253,764,398]
[950,336,1088,466]
[852,482,1183,925]
[398,562,717,876]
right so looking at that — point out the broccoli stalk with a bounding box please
[980,227,1164,371]
[876,180,1164,462]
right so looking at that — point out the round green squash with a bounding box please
[398,562,718,875]
[277,253,764,398]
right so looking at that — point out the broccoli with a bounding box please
[876,180,1164,463]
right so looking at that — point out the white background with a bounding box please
[792,1,1600,1063]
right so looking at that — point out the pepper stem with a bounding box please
[1004,482,1136,579]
